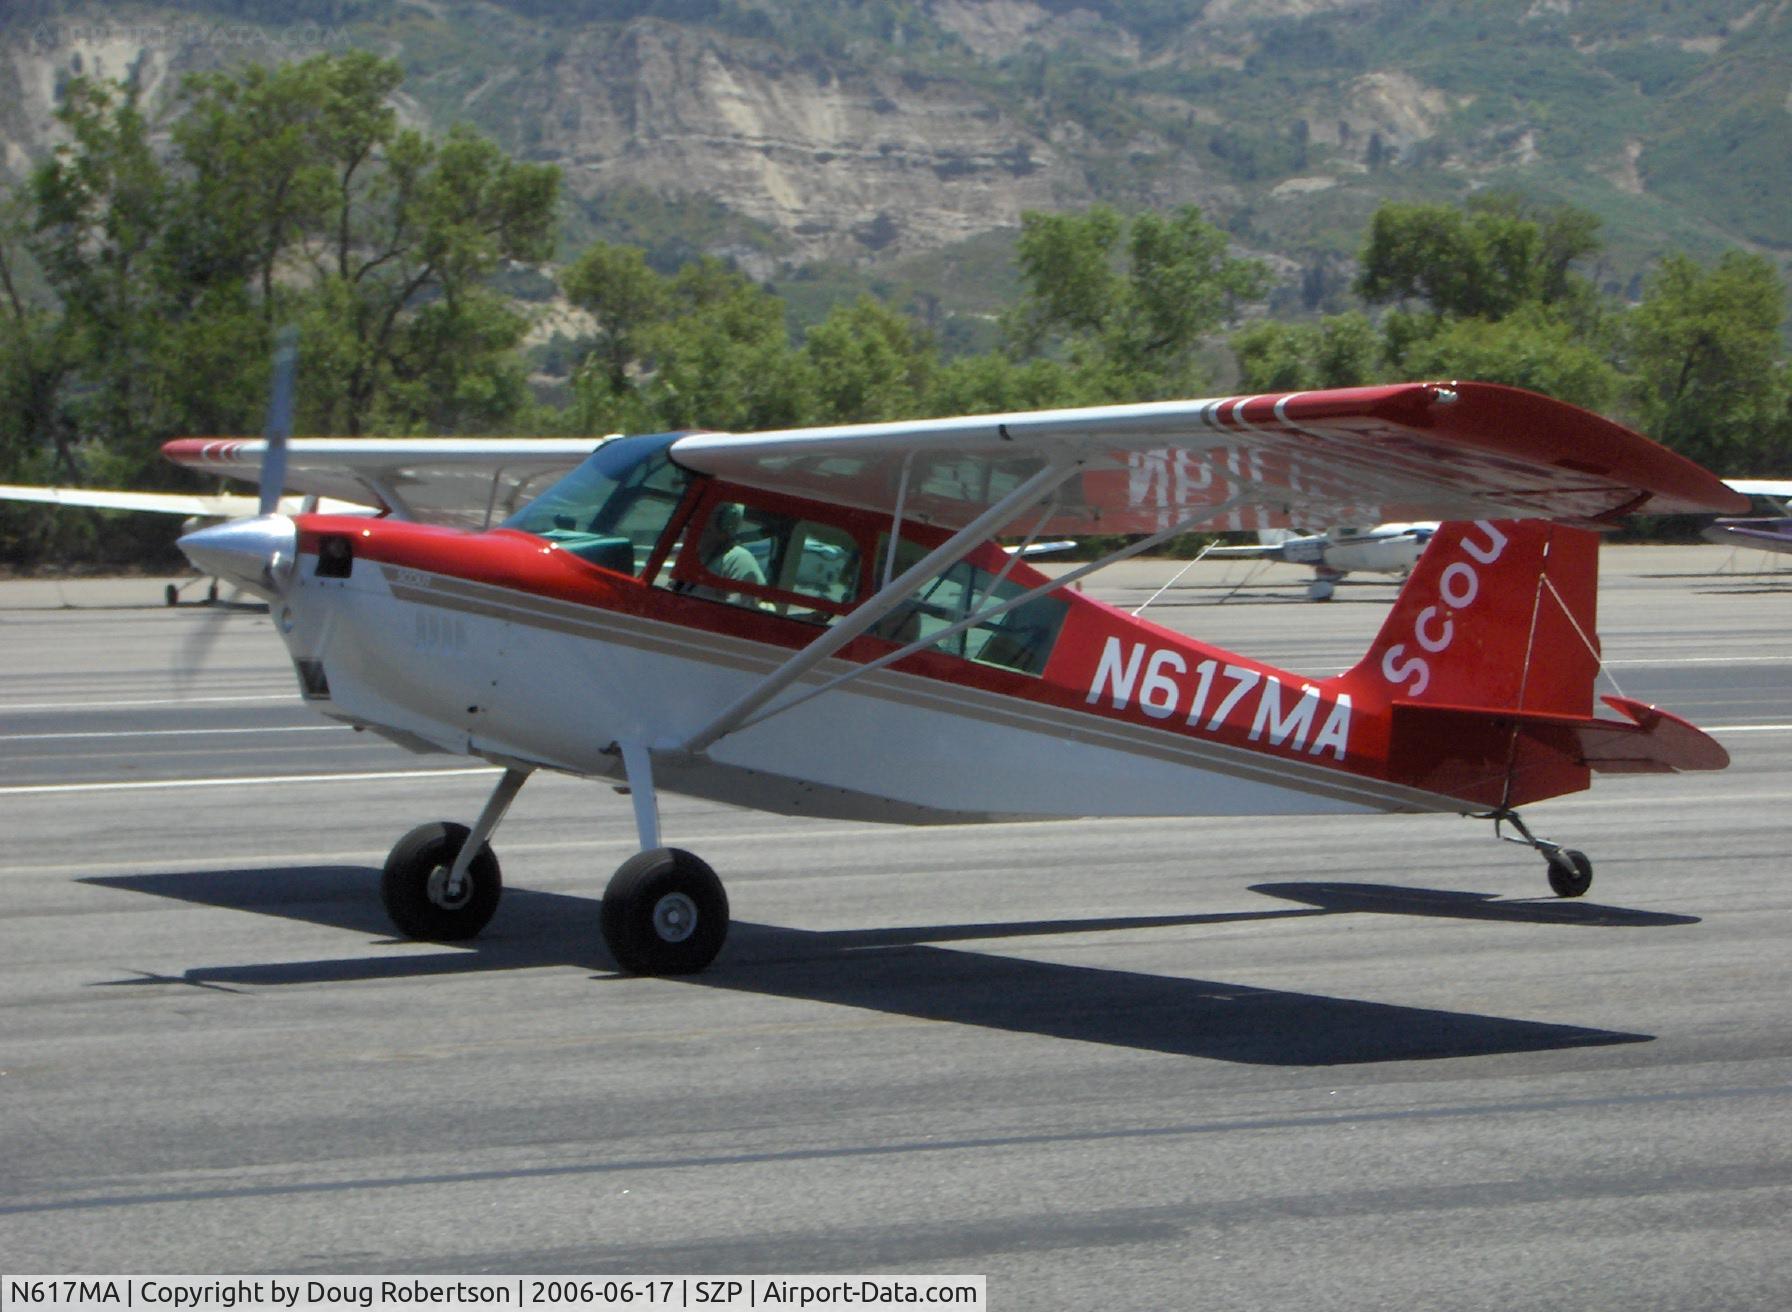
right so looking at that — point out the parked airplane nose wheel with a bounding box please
[602,847,729,975]
[1546,849,1593,898]
[381,821,503,940]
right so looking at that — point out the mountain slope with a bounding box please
[3,0,1786,309]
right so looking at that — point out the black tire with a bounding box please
[1547,849,1593,898]
[381,821,502,940]
[165,583,179,607]
[601,847,728,975]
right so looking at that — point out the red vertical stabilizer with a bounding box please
[1351,520,1604,807]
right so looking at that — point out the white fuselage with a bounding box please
[278,557,1442,826]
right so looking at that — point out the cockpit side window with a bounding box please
[679,498,864,624]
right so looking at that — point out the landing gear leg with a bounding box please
[600,742,729,975]
[164,576,221,607]
[381,766,530,939]
[1483,808,1593,898]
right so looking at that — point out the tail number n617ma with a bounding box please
[1086,638,1352,759]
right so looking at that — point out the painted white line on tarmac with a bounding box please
[1604,656,1792,666]
[5,725,348,742]
[0,693,293,712]
[0,767,499,797]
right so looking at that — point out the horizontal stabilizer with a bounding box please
[1392,695,1729,776]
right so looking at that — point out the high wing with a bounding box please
[670,382,1747,533]
[161,436,601,528]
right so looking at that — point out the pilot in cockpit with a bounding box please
[693,502,768,605]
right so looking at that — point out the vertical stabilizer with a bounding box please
[1354,519,1600,716]
[1353,520,1604,808]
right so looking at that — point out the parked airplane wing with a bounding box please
[670,382,1747,535]
[0,484,374,520]
[0,484,261,518]
[160,436,600,528]
[1722,479,1792,501]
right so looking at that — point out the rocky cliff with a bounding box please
[3,0,1787,296]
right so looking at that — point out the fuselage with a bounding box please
[248,438,1576,826]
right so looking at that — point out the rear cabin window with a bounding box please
[868,536,1067,677]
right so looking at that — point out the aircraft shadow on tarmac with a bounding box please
[83,866,1685,1067]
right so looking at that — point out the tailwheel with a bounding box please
[601,847,729,976]
[1546,848,1593,899]
[381,821,503,940]
[1482,809,1594,899]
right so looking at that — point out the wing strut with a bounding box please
[680,458,1083,755]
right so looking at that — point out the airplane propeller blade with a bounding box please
[174,584,250,691]
[258,326,298,517]
[178,326,300,602]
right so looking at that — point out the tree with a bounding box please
[164,52,559,436]
[1355,195,1603,323]
[0,192,74,482]
[1623,251,1790,472]
[25,53,560,451]
[565,254,814,434]
[1395,309,1621,412]
[1006,204,1269,397]
[1231,313,1379,393]
[639,258,814,432]
[257,55,559,435]
[801,295,933,423]
[28,76,177,477]
[562,240,671,396]
[920,353,1090,417]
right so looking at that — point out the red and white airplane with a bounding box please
[172,381,1747,975]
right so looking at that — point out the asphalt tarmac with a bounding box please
[2,546,1789,1308]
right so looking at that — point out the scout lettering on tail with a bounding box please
[1356,518,1600,718]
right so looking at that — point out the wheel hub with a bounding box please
[651,891,699,943]
[426,864,474,910]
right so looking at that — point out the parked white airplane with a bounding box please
[1701,479,1792,559]
[1205,522,1438,600]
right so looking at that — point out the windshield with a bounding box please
[502,433,691,575]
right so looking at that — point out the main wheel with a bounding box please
[1546,848,1593,898]
[601,847,729,976]
[381,821,503,940]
